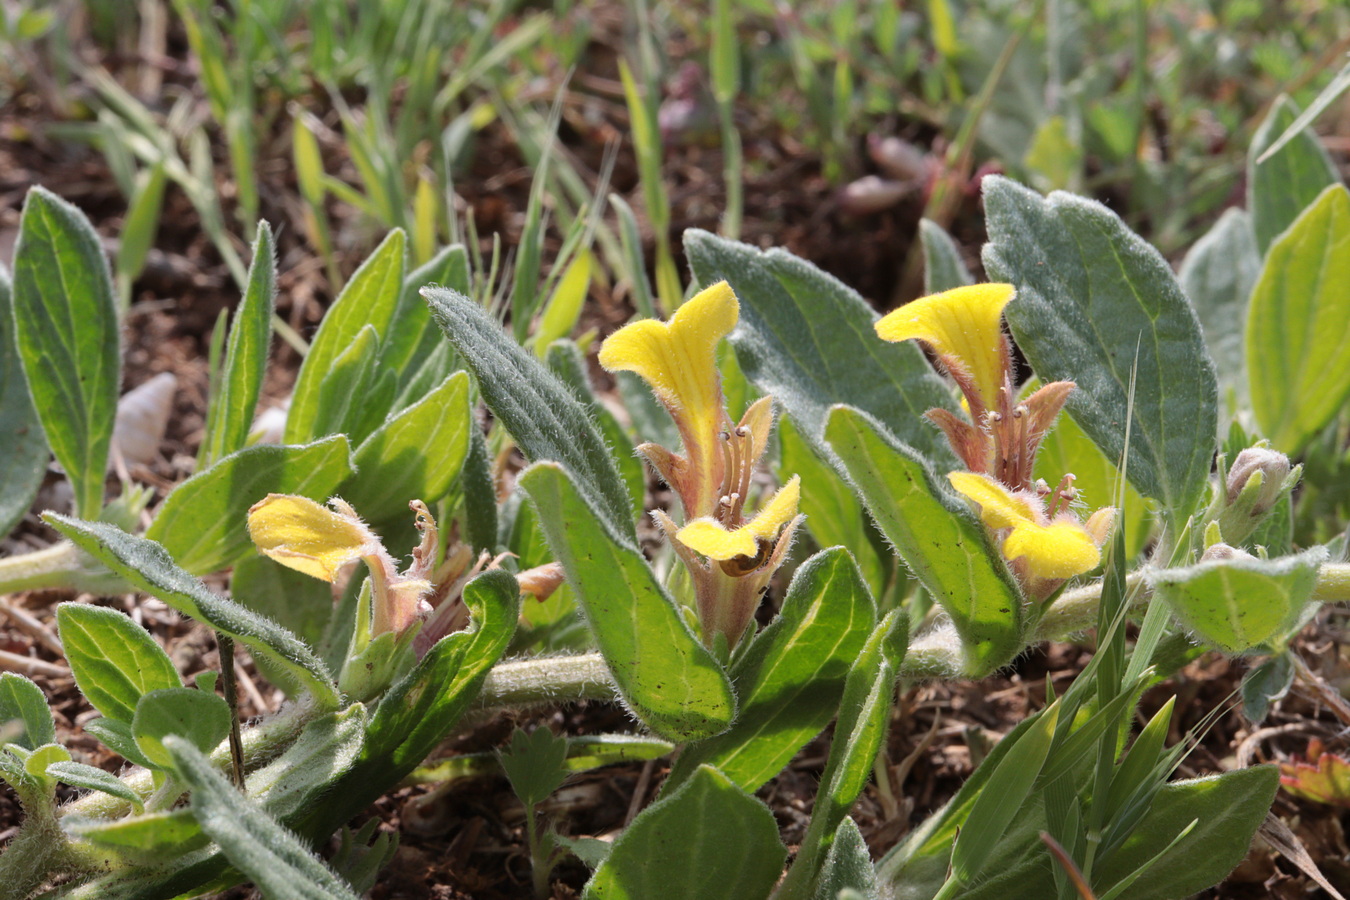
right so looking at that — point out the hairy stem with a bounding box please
[0,542,126,596]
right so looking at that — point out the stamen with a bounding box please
[718,431,735,496]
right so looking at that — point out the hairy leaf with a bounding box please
[982,176,1217,517]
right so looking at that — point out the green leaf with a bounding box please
[11,186,120,519]
[982,176,1218,517]
[56,603,181,723]
[132,688,232,770]
[1247,95,1341,254]
[425,287,636,541]
[519,462,736,742]
[163,736,364,900]
[1149,546,1327,654]
[684,229,954,464]
[0,672,55,749]
[230,555,333,653]
[499,726,571,809]
[1178,208,1260,417]
[948,700,1059,888]
[342,371,472,523]
[1245,185,1350,455]
[382,243,469,390]
[1240,651,1295,723]
[146,436,354,575]
[286,230,406,443]
[582,765,785,900]
[201,221,275,465]
[0,265,47,538]
[248,705,367,820]
[47,760,144,812]
[299,571,520,833]
[83,717,158,770]
[309,325,381,442]
[462,424,498,554]
[545,339,645,517]
[47,515,338,708]
[826,406,1022,675]
[1093,766,1279,900]
[666,548,875,792]
[811,817,879,900]
[780,417,889,598]
[777,611,906,900]
[63,808,208,862]
[919,218,975,294]
[533,248,593,354]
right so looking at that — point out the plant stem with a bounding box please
[475,653,616,710]
[0,542,127,596]
[1035,562,1350,641]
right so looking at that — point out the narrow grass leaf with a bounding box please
[948,700,1060,887]
[519,462,735,742]
[533,248,593,354]
[56,603,181,724]
[685,229,954,464]
[666,548,876,792]
[982,176,1217,518]
[201,221,275,465]
[0,265,47,538]
[147,436,354,575]
[1245,185,1350,454]
[286,230,406,443]
[47,515,338,708]
[163,736,364,900]
[1247,95,1341,254]
[583,765,785,900]
[1254,61,1350,165]
[11,186,120,519]
[426,287,635,540]
[826,405,1022,675]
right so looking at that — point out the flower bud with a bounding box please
[1200,542,1255,563]
[1226,447,1291,516]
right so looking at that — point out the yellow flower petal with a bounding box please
[247,494,376,582]
[876,283,1014,409]
[598,281,738,448]
[947,472,1040,530]
[676,476,800,562]
[1004,521,1101,579]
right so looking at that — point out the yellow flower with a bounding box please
[876,283,1015,412]
[247,494,379,582]
[948,471,1103,580]
[677,476,801,563]
[599,282,737,478]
